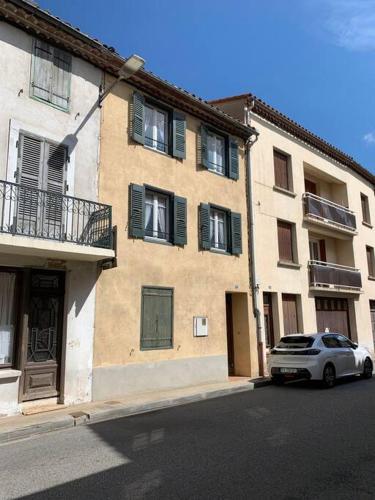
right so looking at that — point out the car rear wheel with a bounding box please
[362,358,373,379]
[272,375,284,386]
[322,364,335,388]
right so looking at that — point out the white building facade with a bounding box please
[0,1,115,416]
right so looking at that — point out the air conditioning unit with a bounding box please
[194,316,208,337]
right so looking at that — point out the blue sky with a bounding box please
[38,0,375,172]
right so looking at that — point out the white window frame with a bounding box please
[210,208,227,251]
[309,239,321,261]
[144,104,168,153]
[145,190,169,241]
[207,131,225,175]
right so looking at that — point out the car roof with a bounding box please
[281,333,342,339]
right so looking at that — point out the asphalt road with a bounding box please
[2,377,375,500]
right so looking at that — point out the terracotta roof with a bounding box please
[0,0,256,140]
[210,94,375,186]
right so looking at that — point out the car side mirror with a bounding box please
[352,342,358,349]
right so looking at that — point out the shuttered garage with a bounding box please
[315,297,351,338]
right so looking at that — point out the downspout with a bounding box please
[244,101,264,376]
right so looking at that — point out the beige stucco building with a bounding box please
[212,94,375,368]
[93,75,259,399]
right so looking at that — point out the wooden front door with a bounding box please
[20,270,65,402]
[226,294,235,376]
[315,297,350,338]
[263,292,275,348]
[282,294,299,335]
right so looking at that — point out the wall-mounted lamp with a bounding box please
[99,54,145,105]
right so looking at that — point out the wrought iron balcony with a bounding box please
[0,180,112,249]
[303,193,356,234]
[309,260,362,291]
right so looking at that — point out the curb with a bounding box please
[0,379,272,445]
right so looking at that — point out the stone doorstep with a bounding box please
[0,377,271,445]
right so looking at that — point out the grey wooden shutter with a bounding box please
[200,125,209,168]
[199,203,211,250]
[132,92,145,144]
[17,134,43,235]
[129,184,145,238]
[230,212,242,255]
[141,287,173,349]
[31,39,53,102]
[44,141,67,238]
[173,195,187,246]
[51,47,72,110]
[228,138,239,180]
[172,111,186,159]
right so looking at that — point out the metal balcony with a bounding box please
[303,193,356,235]
[0,180,112,251]
[309,260,362,292]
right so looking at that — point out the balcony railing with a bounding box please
[303,193,356,233]
[0,180,112,249]
[309,260,362,291]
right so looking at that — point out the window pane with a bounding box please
[145,106,153,148]
[216,137,224,170]
[157,205,166,238]
[0,272,16,365]
[145,194,154,236]
[156,110,166,152]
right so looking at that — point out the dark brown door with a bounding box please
[20,271,65,402]
[305,179,317,195]
[263,292,275,347]
[226,294,235,376]
[315,297,350,338]
[282,294,299,335]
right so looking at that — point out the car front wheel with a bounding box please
[362,358,373,379]
[322,364,336,388]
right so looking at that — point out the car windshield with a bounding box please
[276,336,315,349]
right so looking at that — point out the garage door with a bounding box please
[315,298,350,338]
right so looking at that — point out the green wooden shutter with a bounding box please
[200,125,209,168]
[51,47,72,110]
[132,92,145,144]
[31,39,53,102]
[173,195,187,246]
[230,212,242,255]
[141,287,173,349]
[199,203,211,250]
[129,184,145,238]
[228,138,239,180]
[172,111,186,159]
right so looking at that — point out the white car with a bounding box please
[269,333,373,388]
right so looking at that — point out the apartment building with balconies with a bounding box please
[211,94,375,365]
[0,0,115,415]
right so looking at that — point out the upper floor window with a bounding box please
[145,190,169,241]
[199,203,242,255]
[367,246,375,278]
[277,219,297,264]
[132,92,186,159]
[129,184,187,246]
[361,193,371,226]
[273,149,292,192]
[145,105,168,153]
[30,39,72,111]
[200,126,239,180]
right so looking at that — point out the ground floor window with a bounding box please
[210,208,227,251]
[0,271,17,367]
[141,287,173,350]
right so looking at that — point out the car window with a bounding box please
[276,336,315,349]
[336,335,353,348]
[322,335,341,348]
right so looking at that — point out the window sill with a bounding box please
[273,185,297,198]
[277,260,301,269]
[368,276,375,281]
[144,144,169,157]
[140,345,173,351]
[30,94,70,114]
[144,236,173,247]
[362,221,373,229]
[209,247,231,256]
[0,369,22,380]
[207,167,226,178]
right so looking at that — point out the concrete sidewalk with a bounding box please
[0,377,270,445]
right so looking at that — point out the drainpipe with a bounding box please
[244,102,264,376]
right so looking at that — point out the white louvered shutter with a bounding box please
[17,134,43,235]
[44,141,67,239]
[51,47,72,110]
